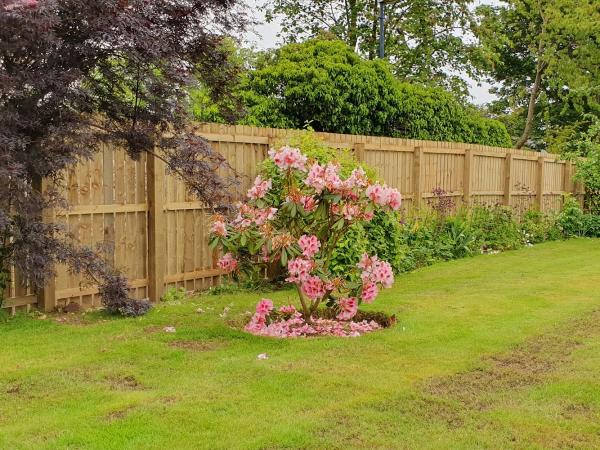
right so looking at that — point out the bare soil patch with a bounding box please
[168,340,228,352]
[105,374,145,391]
[424,310,600,410]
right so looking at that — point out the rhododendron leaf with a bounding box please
[281,248,288,267]
[240,233,247,246]
[208,238,219,250]
[324,194,342,203]
[345,281,360,290]
[333,218,345,230]
[315,202,327,220]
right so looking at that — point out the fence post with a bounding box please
[353,143,365,163]
[463,148,473,207]
[563,160,574,195]
[504,152,513,207]
[147,152,166,302]
[536,155,546,211]
[36,177,56,312]
[413,146,423,210]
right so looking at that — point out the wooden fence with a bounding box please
[2,123,584,313]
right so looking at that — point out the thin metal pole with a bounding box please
[378,0,385,58]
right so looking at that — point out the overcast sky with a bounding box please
[243,0,501,105]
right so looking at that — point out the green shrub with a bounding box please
[330,222,368,278]
[238,39,511,147]
[582,214,600,237]
[442,215,479,258]
[469,205,523,251]
[363,209,406,273]
[558,196,587,238]
[519,210,562,244]
[557,195,600,238]
[259,130,403,277]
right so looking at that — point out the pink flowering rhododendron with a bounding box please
[337,297,358,320]
[208,144,402,338]
[256,298,274,315]
[286,257,313,283]
[359,253,394,288]
[210,219,227,237]
[298,234,320,258]
[361,281,378,303]
[268,146,308,171]
[247,175,272,200]
[217,253,238,273]
[366,183,402,211]
[301,275,326,301]
[299,195,317,212]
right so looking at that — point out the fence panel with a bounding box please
[2,124,584,311]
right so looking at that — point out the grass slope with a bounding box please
[1,239,600,449]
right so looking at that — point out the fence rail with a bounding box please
[2,123,584,313]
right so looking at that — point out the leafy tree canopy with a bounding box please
[0,0,246,310]
[261,0,484,97]
[235,39,511,147]
[476,0,600,149]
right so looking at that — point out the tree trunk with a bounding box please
[368,0,378,59]
[515,15,548,150]
[514,62,545,149]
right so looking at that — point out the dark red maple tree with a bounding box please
[0,0,246,314]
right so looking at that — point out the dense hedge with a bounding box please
[238,39,512,147]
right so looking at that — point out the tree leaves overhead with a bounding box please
[0,0,246,308]
[476,0,600,150]
[261,0,482,96]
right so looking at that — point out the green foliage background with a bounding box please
[240,40,511,147]
[192,40,512,148]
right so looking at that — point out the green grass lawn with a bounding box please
[1,239,600,449]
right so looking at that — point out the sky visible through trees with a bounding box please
[245,0,501,104]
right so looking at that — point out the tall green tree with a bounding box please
[262,0,482,97]
[476,0,600,149]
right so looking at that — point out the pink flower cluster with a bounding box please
[365,183,402,210]
[358,253,394,288]
[299,195,317,212]
[286,257,313,283]
[210,219,227,237]
[232,204,277,229]
[305,164,369,196]
[361,281,378,303]
[298,234,320,258]
[346,167,369,189]
[245,298,274,332]
[268,146,308,171]
[245,300,381,338]
[217,252,238,273]
[331,202,373,222]
[278,305,297,315]
[337,297,358,320]
[301,275,326,300]
[247,175,272,200]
